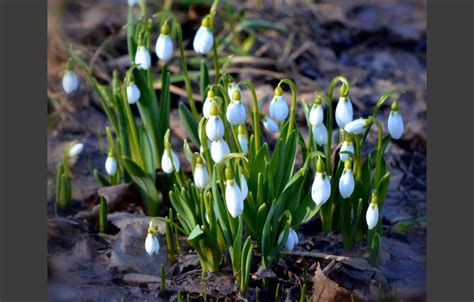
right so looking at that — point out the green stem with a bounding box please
[278,79,297,139]
[240,81,261,153]
[372,119,384,186]
[210,0,221,82]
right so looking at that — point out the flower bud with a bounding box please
[309,97,324,126]
[366,194,379,230]
[312,123,328,146]
[269,86,289,122]
[206,105,225,141]
[194,157,210,189]
[226,89,246,125]
[127,82,141,104]
[263,116,279,134]
[105,156,117,176]
[387,101,404,139]
[161,147,180,174]
[344,118,370,135]
[225,169,244,218]
[155,23,174,61]
[69,143,84,157]
[135,45,151,70]
[278,228,298,252]
[193,16,214,54]
[62,70,79,94]
[335,96,353,128]
[338,161,354,198]
[145,231,160,256]
[210,139,230,163]
[203,89,216,119]
[311,158,331,206]
[339,134,354,162]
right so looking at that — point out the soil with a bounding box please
[47,0,426,301]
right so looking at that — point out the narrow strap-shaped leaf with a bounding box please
[179,102,200,147]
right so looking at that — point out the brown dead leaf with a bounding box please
[312,263,354,302]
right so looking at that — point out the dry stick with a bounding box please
[280,250,352,262]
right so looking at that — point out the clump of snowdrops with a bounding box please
[59,0,405,294]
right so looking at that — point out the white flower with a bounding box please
[344,118,368,135]
[62,71,78,94]
[161,149,180,174]
[309,103,324,126]
[338,168,354,198]
[388,109,404,139]
[127,82,140,104]
[193,17,214,54]
[210,139,230,163]
[278,228,298,252]
[226,100,246,125]
[225,179,243,218]
[227,82,241,101]
[203,90,216,119]
[206,114,225,141]
[145,233,160,256]
[135,46,151,70]
[69,143,84,157]
[269,87,289,122]
[238,134,248,155]
[263,116,279,134]
[335,96,353,128]
[128,0,138,6]
[339,139,354,162]
[311,172,331,206]
[105,156,117,176]
[312,123,328,146]
[240,175,248,200]
[194,159,210,189]
[155,23,174,61]
[366,203,379,230]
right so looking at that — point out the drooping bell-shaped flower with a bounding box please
[135,45,151,70]
[312,123,328,146]
[309,97,324,126]
[68,143,84,157]
[226,88,246,125]
[203,89,216,119]
[206,104,225,141]
[344,118,371,135]
[62,60,78,94]
[193,15,214,54]
[155,22,174,62]
[194,156,210,189]
[145,231,160,256]
[278,228,299,252]
[335,96,353,128]
[263,116,279,134]
[211,139,230,163]
[339,160,354,198]
[161,143,180,174]
[105,154,117,176]
[225,168,244,218]
[339,134,354,162]
[366,194,379,230]
[126,81,140,104]
[311,158,331,206]
[387,101,404,139]
[238,125,248,155]
[269,86,289,122]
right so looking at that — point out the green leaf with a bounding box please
[179,102,200,147]
[158,65,171,139]
[200,60,210,102]
[93,169,112,187]
[188,224,204,242]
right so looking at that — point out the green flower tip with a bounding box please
[238,124,246,135]
[370,192,378,205]
[364,118,374,127]
[274,86,283,97]
[201,15,212,28]
[207,88,215,98]
[339,83,349,98]
[225,167,233,180]
[232,88,241,101]
[391,101,399,112]
[344,133,353,143]
[65,58,73,72]
[227,75,235,85]
[344,159,352,170]
[316,157,325,173]
[196,156,203,166]
[314,95,323,106]
[107,150,114,157]
[147,227,154,235]
[165,141,172,150]
[209,103,219,116]
[160,22,170,35]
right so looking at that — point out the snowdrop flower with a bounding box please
[194,156,210,189]
[312,123,328,146]
[203,89,216,119]
[338,160,354,198]
[155,22,174,62]
[161,143,180,174]
[126,81,140,104]
[309,97,324,126]
[105,154,117,176]
[366,194,379,230]
[238,125,248,155]
[135,45,151,70]
[311,158,331,206]
[278,228,299,252]
[127,0,138,7]
[339,134,354,162]
[263,116,279,134]
[145,230,160,256]
[69,143,84,157]
[206,104,224,141]
[226,89,246,125]
[387,101,404,139]
[225,168,244,218]
[62,62,78,94]
[335,96,353,128]
[211,139,230,163]
[269,86,289,122]
[344,118,372,135]
[240,174,248,200]
[193,15,214,54]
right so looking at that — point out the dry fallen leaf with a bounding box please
[312,263,355,302]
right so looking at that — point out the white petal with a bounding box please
[344,118,366,134]
[311,172,331,206]
[105,157,117,176]
[388,111,404,139]
[238,135,248,155]
[225,182,243,218]
[263,117,279,134]
[194,165,210,189]
[203,98,215,119]
[226,101,246,125]
[309,105,323,126]
[339,142,354,162]
[335,97,353,128]
[211,139,230,163]
[135,46,151,70]
[153,236,160,254]
[145,234,156,256]
[127,83,141,104]
[128,0,138,6]
[155,35,174,61]
[269,96,289,122]
[206,116,225,141]
[69,143,84,157]
[240,175,248,200]
[312,123,328,146]
[193,27,214,54]
[338,170,354,198]
[366,204,379,230]
[62,72,78,94]
[161,150,180,174]
[291,229,299,246]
